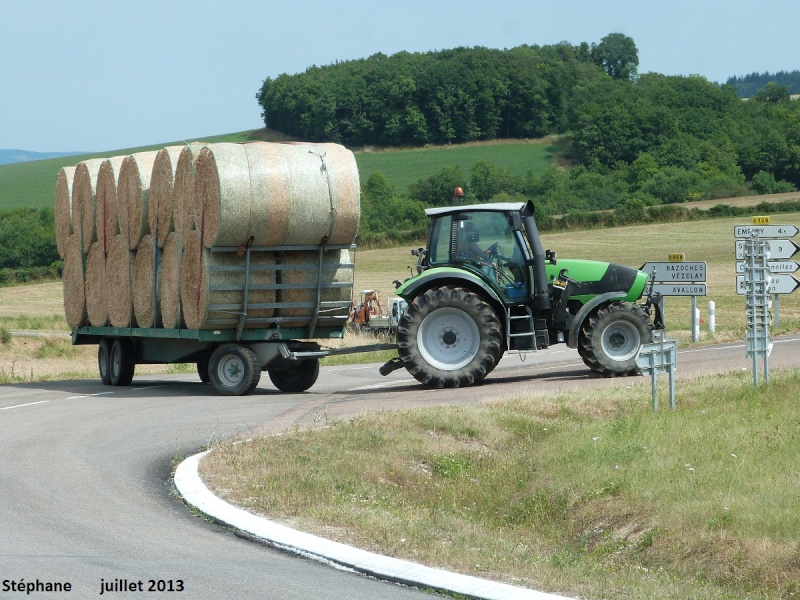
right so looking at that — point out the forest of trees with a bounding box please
[256,34,800,243]
[726,70,800,98]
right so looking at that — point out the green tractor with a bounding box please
[381,201,663,388]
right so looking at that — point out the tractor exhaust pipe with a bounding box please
[520,201,552,312]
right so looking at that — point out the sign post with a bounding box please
[734,219,799,366]
[635,331,677,410]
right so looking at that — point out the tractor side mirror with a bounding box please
[546,249,557,265]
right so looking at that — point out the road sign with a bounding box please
[735,239,800,260]
[735,260,800,274]
[734,224,800,239]
[736,274,800,295]
[640,261,706,282]
[648,283,707,296]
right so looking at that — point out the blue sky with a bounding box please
[2,0,799,153]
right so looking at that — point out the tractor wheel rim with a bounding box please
[218,355,245,386]
[601,321,640,362]
[417,307,480,370]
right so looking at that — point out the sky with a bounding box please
[2,0,799,153]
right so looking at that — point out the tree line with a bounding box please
[726,70,800,98]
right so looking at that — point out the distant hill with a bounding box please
[0,149,86,166]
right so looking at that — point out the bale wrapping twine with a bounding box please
[72,159,104,253]
[133,235,160,328]
[106,234,136,328]
[195,141,360,248]
[159,232,183,329]
[85,241,108,326]
[62,235,87,329]
[55,166,76,258]
[118,151,158,250]
[149,146,183,248]
[180,231,276,330]
[95,156,126,257]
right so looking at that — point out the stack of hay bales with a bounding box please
[57,141,359,333]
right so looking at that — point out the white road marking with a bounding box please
[1,400,49,410]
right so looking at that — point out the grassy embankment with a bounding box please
[202,369,800,599]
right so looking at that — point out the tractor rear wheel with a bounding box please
[578,302,653,377]
[397,286,502,388]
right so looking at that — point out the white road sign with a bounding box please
[735,239,800,260]
[735,260,800,274]
[736,274,800,295]
[648,283,707,296]
[640,261,706,282]
[734,224,800,238]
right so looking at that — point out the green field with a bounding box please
[355,138,562,193]
[0,133,561,210]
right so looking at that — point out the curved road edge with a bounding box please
[174,450,574,600]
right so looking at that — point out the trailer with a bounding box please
[72,243,392,396]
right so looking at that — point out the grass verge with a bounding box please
[200,369,800,599]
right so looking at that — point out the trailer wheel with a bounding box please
[268,359,320,393]
[208,344,261,396]
[197,360,210,384]
[98,339,112,385]
[109,338,136,386]
[578,302,654,377]
[397,286,502,388]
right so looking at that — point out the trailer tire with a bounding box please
[578,302,653,377]
[98,339,112,385]
[209,344,261,396]
[397,286,502,388]
[109,338,136,386]
[268,359,320,393]
[197,360,210,384]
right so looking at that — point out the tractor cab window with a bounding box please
[454,212,527,299]
[427,215,452,265]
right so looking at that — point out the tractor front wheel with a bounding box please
[397,286,502,388]
[578,302,653,377]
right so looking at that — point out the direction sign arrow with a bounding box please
[734,224,800,238]
[640,261,706,282]
[735,239,800,260]
[736,274,800,295]
[736,260,800,274]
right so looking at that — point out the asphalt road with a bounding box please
[2,336,799,598]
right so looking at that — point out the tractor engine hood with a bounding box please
[547,259,649,303]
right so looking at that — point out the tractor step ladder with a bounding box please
[507,306,537,351]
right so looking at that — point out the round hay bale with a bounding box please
[159,232,183,329]
[180,231,276,330]
[54,166,76,258]
[150,146,183,248]
[62,235,87,329]
[118,151,159,250]
[94,156,126,257]
[106,234,136,328]
[196,141,360,248]
[85,241,108,326]
[72,159,104,252]
[194,143,252,247]
[133,235,160,328]
[277,248,353,325]
[173,144,203,247]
